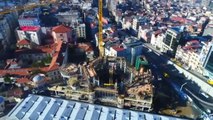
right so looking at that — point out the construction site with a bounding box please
[50,56,154,112]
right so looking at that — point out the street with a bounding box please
[142,44,213,119]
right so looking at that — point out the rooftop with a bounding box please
[52,25,71,33]
[17,39,31,45]
[5,94,186,120]
[20,26,40,31]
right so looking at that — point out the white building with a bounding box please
[150,31,165,50]
[175,39,212,72]
[138,26,152,42]
[52,25,72,43]
[76,23,86,38]
[122,17,132,29]
[18,9,40,27]
[16,26,42,45]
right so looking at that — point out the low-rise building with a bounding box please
[16,26,42,45]
[150,30,165,50]
[175,39,212,73]
[52,25,72,43]
[18,9,40,27]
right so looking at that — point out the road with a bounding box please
[144,43,210,85]
[142,44,213,113]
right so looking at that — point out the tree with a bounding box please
[4,74,12,83]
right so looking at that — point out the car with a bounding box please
[163,72,170,78]
[200,92,209,98]
[207,79,213,85]
[152,64,157,69]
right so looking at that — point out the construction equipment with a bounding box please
[98,0,104,57]
[0,1,56,15]
[135,56,148,71]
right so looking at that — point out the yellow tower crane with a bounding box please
[98,0,104,57]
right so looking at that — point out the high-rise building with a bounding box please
[162,27,184,56]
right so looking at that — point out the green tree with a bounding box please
[4,74,12,83]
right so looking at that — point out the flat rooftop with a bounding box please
[5,94,186,120]
[20,26,40,31]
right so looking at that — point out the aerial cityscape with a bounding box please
[0,0,213,120]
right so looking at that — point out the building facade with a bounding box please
[162,27,183,55]
[52,25,72,43]
[16,26,42,45]
[18,9,40,27]
[76,23,86,38]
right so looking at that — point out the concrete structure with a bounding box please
[52,25,72,43]
[57,56,153,111]
[76,23,86,38]
[5,94,185,120]
[122,37,143,65]
[104,37,143,65]
[16,26,42,45]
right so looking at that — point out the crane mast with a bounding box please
[98,0,104,57]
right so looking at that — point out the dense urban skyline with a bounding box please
[0,0,213,120]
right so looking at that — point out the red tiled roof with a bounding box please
[48,40,62,70]
[78,43,93,52]
[112,45,125,51]
[170,17,188,24]
[16,77,31,84]
[17,39,31,45]
[0,68,32,76]
[15,42,58,55]
[52,25,71,33]
[0,41,63,77]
